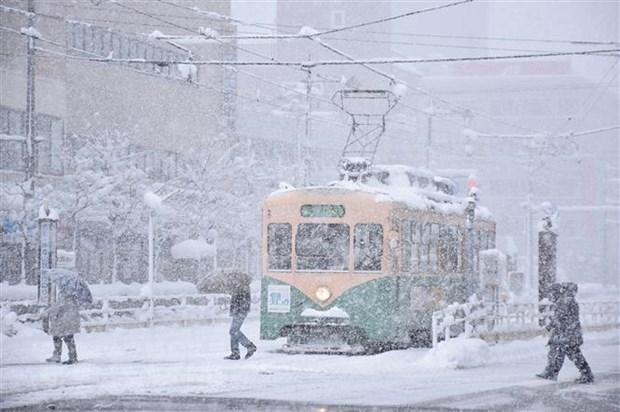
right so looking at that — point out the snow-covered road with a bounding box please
[1,320,618,410]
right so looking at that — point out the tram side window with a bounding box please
[354,224,383,271]
[402,221,421,273]
[439,225,460,272]
[429,223,440,272]
[473,229,481,274]
[296,223,350,271]
[488,230,496,249]
[419,223,430,272]
[267,223,292,270]
[419,222,439,273]
[410,222,420,272]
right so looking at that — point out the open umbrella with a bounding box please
[48,268,93,307]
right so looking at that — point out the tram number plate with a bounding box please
[268,285,291,313]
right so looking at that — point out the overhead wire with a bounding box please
[28,45,348,129]
[5,3,617,141]
[152,0,473,41]
[29,47,620,67]
[550,59,620,136]
[233,18,620,47]
[0,14,346,128]
[6,3,618,48]
[78,2,620,137]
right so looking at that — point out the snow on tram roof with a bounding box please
[268,165,492,219]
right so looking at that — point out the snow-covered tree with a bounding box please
[59,130,149,283]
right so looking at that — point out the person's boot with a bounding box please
[46,337,62,363]
[46,354,61,363]
[224,353,241,360]
[535,373,556,381]
[62,336,78,365]
[245,344,257,359]
[575,370,594,384]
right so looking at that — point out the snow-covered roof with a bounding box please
[170,238,215,260]
[38,206,59,221]
[269,164,492,219]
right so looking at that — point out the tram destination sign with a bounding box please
[300,204,345,218]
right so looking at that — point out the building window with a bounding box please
[0,106,63,174]
[331,10,345,28]
[66,22,190,79]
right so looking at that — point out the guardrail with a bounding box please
[431,298,620,347]
[3,294,260,332]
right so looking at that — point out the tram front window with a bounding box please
[296,223,350,271]
[268,223,292,270]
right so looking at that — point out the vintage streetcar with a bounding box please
[259,165,496,353]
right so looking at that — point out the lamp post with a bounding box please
[465,189,477,293]
[143,189,179,326]
[207,228,218,273]
[38,200,58,305]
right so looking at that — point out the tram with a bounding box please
[259,165,496,353]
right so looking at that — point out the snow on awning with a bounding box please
[170,238,215,260]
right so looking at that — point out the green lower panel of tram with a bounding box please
[260,276,476,348]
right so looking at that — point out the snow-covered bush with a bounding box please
[421,336,490,369]
[1,306,20,337]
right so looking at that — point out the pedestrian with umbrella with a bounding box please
[224,271,257,360]
[43,268,92,365]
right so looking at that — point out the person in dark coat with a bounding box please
[224,272,257,360]
[44,287,80,365]
[537,282,594,383]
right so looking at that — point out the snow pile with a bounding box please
[0,281,199,302]
[199,27,219,38]
[38,205,59,220]
[148,30,166,39]
[0,283,37,301]
[420,337,490,369]
[170,238,215,260]
[177,63,197,81]
[392,82,408,98]
[95,281,197,297]
[143,190,163,210]
[1,306,20,337]
[577,283,619,303]
[536,201,559,233]
[20,26,41,38]
[298,26,319,36]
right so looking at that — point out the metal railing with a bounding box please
[3,293,261,332]
[431,299,619,347]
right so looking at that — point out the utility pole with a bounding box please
[303,64,312,186]
[525,141,537,292]
[24,0,36,192]
[465,189,477,296]
[425,100,435,169]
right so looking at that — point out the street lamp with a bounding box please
[207,228,218,273]
[38,200,58,305]
[143,189,178,326]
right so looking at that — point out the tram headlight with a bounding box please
[315,286,331,302]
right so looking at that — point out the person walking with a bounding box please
[537,282,594,383]
[224,271,257,360]
[43,286,81,365]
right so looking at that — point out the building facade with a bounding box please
[0,0,239,285]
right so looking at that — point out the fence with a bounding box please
[431,297,619,347]
[3,293,261,332]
